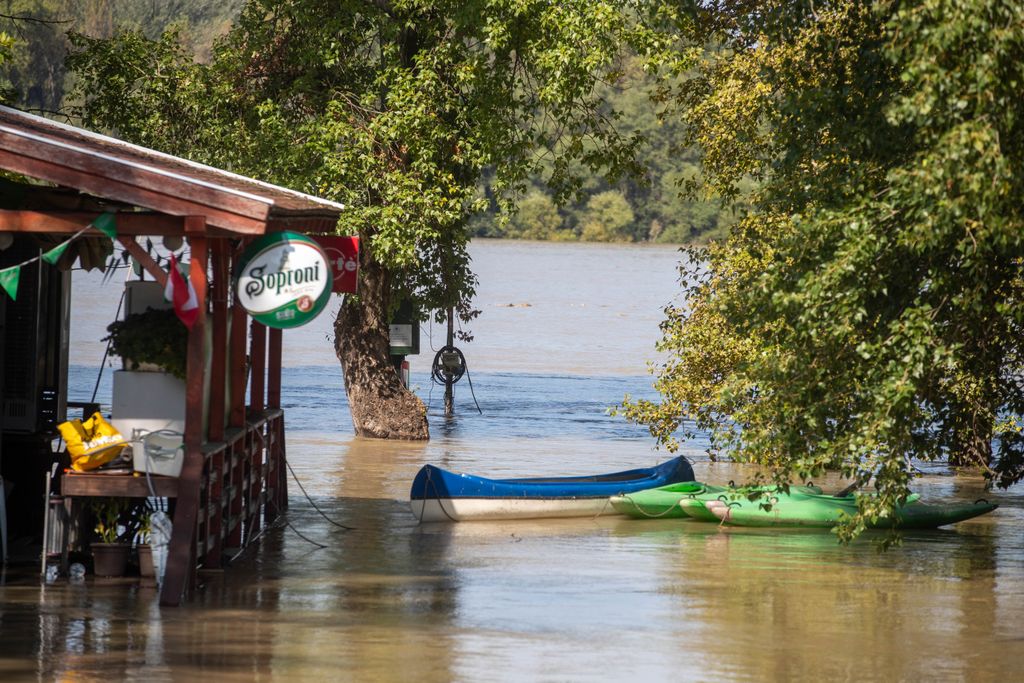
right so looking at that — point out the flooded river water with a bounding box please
[2,240,1023,681]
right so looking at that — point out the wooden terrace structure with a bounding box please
[0,105,344,605]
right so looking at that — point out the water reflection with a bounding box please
[3,442,1023,681]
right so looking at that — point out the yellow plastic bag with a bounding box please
[58,411,127,472]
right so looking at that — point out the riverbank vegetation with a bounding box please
[620,0,1024,540]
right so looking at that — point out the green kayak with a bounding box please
[682,487,998,529]
[610,481,823,520]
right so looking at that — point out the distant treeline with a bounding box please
[472,54,737,244]
[2,1,731,244]
[0,1,243,109]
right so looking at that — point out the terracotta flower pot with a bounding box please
[91,542,131,577]
[138,544,155,578]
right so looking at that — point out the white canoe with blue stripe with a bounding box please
[409,456,694,522]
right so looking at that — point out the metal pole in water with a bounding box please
[444,306,454,416]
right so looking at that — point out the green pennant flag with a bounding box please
[41,240,70,265]
[91,212,117,239]
[0,266,19,301]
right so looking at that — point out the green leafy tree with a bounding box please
[469,48,733,244]
[508,191,571,241]
[1,1,70,109]
[69,0,686,438]
[0,0,243,111]
[0,29,14,102]
[579,189,635,242]
[621,0,1024,539]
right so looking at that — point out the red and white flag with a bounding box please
[164,253,199,329]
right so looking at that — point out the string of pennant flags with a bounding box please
[0,212,117,300]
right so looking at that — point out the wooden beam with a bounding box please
[61,473,178,498]
[0,210,189,235]
[118,236,167,287]
[0,129,275,222]
[161,221,208,607]
[266,216,341,234]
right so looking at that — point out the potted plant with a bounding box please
[136,511,155,579]
[90,497,131,577]
[103,308,187,379]
[105,307,188,459]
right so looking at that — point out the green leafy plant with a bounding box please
[91,497,129,544]
[137,510,152,544]
[103,308,187,380]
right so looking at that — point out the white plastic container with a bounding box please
[112,370,186,477]
[131,430,184,478]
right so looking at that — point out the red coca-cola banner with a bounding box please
[313,236,360,293]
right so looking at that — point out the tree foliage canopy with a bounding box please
[3,2,731,244]
[621,0,1024,539]
[68,0,692,321]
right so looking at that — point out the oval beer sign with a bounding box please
[235,232,332,328]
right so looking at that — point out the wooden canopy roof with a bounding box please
[0,105,344,236]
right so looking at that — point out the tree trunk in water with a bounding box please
[334,254,429,440]
[948,416,992,470]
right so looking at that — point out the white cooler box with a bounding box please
[131,431,185,478]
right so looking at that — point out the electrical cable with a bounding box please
[431,346,466,385]
[285,459,356,531]
[90,279,128,404]
[463,357,483,415]
[267,496,328,549]
[452,318,482,413]
[429,345,482,415]
[251,426,356,532]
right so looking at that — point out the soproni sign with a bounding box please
[235,232,332,329]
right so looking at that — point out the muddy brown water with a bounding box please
[1,240,1022,681]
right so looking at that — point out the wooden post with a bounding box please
[247,321,267,537]
[265,327,283,523]
[250,321,266,413]
[277,415,289,513]
[161,218,208,607]
[268,328,282,410]
[208,239,228,443]
[205,239,228,567]
[227,435,244,550]
[226,243,247,551]
[229,300,248,428]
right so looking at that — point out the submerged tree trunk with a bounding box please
[334,250,429,440]
[947,408,993,470]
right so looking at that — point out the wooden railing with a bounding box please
[160,410,287,604]
[194,410,288,569]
